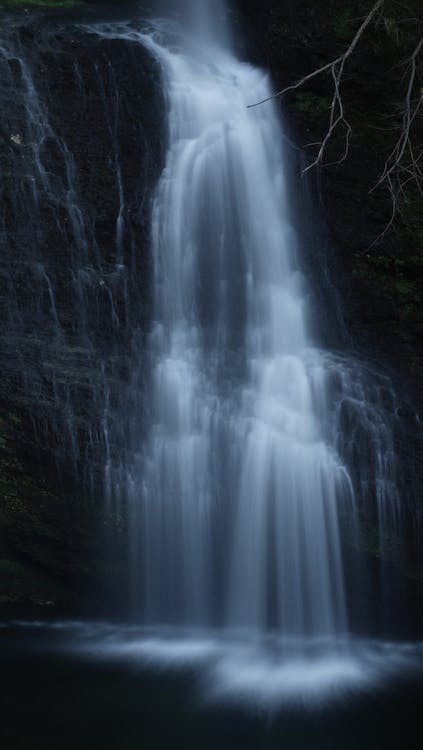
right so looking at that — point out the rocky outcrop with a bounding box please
[0,6,163,614]
[0,406,130,615]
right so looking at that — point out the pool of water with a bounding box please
[1,622,423,749]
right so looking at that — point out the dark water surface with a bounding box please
[1,622,423,749]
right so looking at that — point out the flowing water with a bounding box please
[132,22,352,635]
[126,3,402,641]
[2,621,423,749]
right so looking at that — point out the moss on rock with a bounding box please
[0,0,81,7]
[239,0,423,393]
[0,406,128,615]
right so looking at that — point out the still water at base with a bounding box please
[2,622,423,749]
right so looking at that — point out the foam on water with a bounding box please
[8,622,422,710]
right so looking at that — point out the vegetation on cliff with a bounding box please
[0,0,80,7]
[240,0,423,382]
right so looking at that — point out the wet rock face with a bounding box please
[0,18,164,481]
[0,399,130,615]
[0,12,164,611]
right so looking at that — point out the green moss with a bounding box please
[0,559,31,592]
[340,508,400,559]
[333,10,354,42]
[0,558,59,602]
[6,412,22,426]
[396,277,413,298]
[294,92,332,118]
[0,415,14,451]
[0,0,80,8]
[353,247,423,331]
[402,194,423,239]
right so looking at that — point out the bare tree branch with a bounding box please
[372,37,423,189]
[248,0,423,246]
[247,0,386,180]
[368,36,423,246]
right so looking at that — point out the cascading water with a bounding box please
[129,5,357,637]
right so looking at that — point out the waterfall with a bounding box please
[129,8,361,637]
